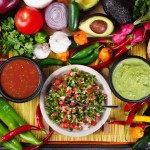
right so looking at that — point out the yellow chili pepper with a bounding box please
[134,116,150,123]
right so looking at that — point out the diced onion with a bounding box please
[44,2,68,30]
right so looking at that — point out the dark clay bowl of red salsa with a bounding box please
[0,56,43,103]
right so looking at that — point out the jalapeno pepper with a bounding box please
[71,42,100,59]
[38,58,63,67]
[69,46,100,64]
[68,0,80,32]
[0,98,42,145]
[0,122,22,150]
[34,32,48,44]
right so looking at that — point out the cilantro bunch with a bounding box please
[0,17,34,57]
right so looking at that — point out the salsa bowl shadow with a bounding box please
[40,65,112,137]
[0,56,43,103]
[108,56,150,103]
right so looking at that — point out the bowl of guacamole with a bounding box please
[109,56,150,102]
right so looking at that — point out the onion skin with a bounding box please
[0,0,21,14]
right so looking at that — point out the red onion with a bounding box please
[131,27,145,45]
[44,2,68,30]
[112,31,126,45]
[0,0,20,14]
[120,24,134,35]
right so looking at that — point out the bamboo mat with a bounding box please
[9,43,147,143]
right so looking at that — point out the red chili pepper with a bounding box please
[109,121,147,129]
[36,104,45,130]
[112,37,132,51]
[23,130,54,150]
[126,99,150,127]
[0,55,8,59]
[2,125,40,142]
[91,45,130,70]
[124,103,137,115]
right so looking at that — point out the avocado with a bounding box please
[102,0,133,24]
[75,0,99,11]
[78,15,114,37]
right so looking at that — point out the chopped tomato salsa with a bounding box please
[0,59,40,99]
[45,68,107,131]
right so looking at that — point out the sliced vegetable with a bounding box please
[98,47,113,62]
[68,0,80,32]
[24,0,53,9]
[44,2,68,30]
[15,6,44,35]
[38,58,63,67]
[0,0,20,14]
[71,42,100,59]
[130,127,144,139]
[49,31,71,53]
[56,50,69,62]
[73,31,88,45]
[124,103,136,115]
[33,43,51,59]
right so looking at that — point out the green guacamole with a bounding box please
[112,58,150,100]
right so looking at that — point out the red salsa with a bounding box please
[0,59,40,99]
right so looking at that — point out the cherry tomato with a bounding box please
[130,127,144,139]
[15,6,44,35]
[98,47,113,62]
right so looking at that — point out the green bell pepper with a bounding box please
[34,32,48,44]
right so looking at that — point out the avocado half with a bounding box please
[75,0,99,11]
[79,15,114,37]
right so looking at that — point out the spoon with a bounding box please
[65,100,120,109]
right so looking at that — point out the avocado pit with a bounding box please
[90,20,107,34]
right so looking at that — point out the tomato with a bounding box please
[15,6,44,35]
[98,47,113,62]
[91,120,97,126]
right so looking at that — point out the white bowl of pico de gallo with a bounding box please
[40,65,112,137]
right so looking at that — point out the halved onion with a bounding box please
[44,2,68,30]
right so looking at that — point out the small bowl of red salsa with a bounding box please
[0,56,43,103]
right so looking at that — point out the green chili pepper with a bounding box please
[71,43,100,59]
[68,0,80,32]
[0,122,22,150]
[69,47,100,64]
[0,98,42,145]
[69,40,79,49]
[38,58,63,67]
[34,32,48,44]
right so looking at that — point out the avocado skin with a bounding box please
[102,0,133,24]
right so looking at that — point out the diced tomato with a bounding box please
[70,101,77,107]
[66,70,72,76]
[66,90,72,95]
[74,94,78,98]
[52,85,58,91]
[59,101,65,105]
[91,120,97,126]
[73,87,78,93]
[87,89,93,94]
[96,116,101,122]
[53,79,61,86]
[59,121,70,129]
